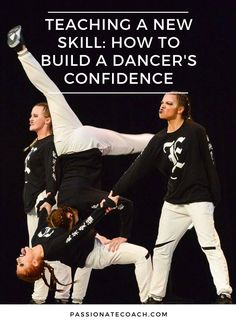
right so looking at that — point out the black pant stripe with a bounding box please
[154,240,175,248]
[202,246,216,250]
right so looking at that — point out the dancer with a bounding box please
[22,102,71,304]
[7,25,153,226]
[16,195,153,304]
[112,92,233,304]
[8,25,153,303]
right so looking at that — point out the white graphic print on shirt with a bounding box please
[206,135,215,164]
[38,227,54,238]
[24,147,37,177]
[163,137,186,180]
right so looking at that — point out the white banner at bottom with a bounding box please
[1,304,235,321]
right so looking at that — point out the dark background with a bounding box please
[0,0,236,304]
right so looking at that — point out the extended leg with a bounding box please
[149,202,192,300]
[85,239,152,303]
[188,202,232,300]
[71,267,92,304]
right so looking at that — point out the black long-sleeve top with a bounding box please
[32,207,107,268]
[113,120,221,206]
[23,135,58,213]
[58,148,132,239]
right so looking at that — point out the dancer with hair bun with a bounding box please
[112,92,233,304]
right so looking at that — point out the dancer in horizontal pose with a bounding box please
[16,195,153,304]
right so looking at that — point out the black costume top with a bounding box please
[113,120,221,206]
[32,207,107,268]
[58,148,133,239]
[23,135,58,213]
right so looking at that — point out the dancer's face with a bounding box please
[29,105,51,133]
[159,94,184,120]
[16,246,35,274]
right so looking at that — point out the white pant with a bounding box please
[150,201,232,298]
[32,261,72,303]
[27,191,72,303]
[18,52,153,157]
[71,239,152,303]
[27,190,48,246]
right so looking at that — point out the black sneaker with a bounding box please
[71,299,83,304]
[145,296,163,304]
[29,299,45,304]
[216,294,232,304]
[7,25,24,51]
[53,299,69,304]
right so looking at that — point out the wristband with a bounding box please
[103,198,117,209]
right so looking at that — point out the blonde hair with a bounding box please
[24,102,52,152]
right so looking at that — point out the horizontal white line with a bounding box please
[48,11,189,14]
[49,91,189,95]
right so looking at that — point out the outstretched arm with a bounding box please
[112,134,161,196]
[66,193,119,244]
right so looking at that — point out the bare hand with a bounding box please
[100,191,119,214]
[108,190,119,205]
[106,237,127,252]
[95,233,111,245]
[39,202,52,215]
